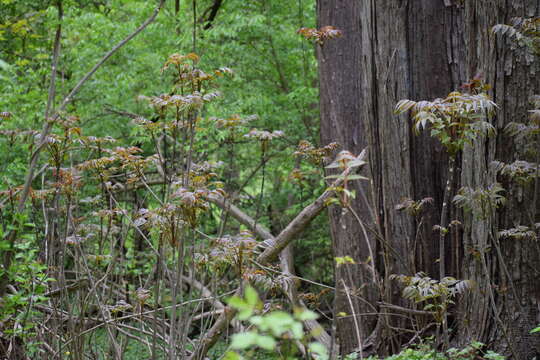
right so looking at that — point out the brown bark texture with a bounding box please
[317,0,540,357]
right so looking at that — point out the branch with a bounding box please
[190,167,356,359]
[43,278,89,298]
[256,168,350,264]
[58,0,166,112]
[208,194,274,241]
[181,275,225,310]
[0,0,166,298]
[0,1,65,298]
[377,302,435,317]
[188,289,240,360]
[203,0,223,29]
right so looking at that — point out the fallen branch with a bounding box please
[377,302,434,317]
[190,164,360,360]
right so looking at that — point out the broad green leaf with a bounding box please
[227,296,247,310]
[223,351,243,360]
[255,335,276,350]
[290,322,304,339]
[309,342,329,360]
[230,331,258,349]
[244,286,259,307]
[294,308,318,321]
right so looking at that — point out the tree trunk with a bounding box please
[317,1,377,354]
[317,0,540,357]
[458,1,540,357]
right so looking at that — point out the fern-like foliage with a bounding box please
[497,94,540,184]
[504,94,540,138]
[391,272,472,322]
[395,197,434,216]
[492,160,538,185]
[453,184,506,220]
[395,89,497,155]
[392,273,472,303]
[498,225,537,241]
[492,17,540,55]
[297,26,343,45]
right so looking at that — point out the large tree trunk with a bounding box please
[318,0,460,354]
[458,1,540,357]
[318,0,540,357]
[317,2,379,353]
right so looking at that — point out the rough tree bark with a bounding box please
[317,1,379,353]
[318,0,459,354]
[458,1,540,358]
[317,0,540,357]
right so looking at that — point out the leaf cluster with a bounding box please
[225,286,328,360]
[395,90,497,155]
[391,272,472,322]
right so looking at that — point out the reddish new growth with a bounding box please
[297,26,343,45]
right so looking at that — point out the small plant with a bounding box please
[395,87,496,157]
[391,272,472,325]
[395,81,497,287]
[453,184,506,220]
[361,341,505,360]
[492,17,540,55]
[297,26,343,46]
[0,215,52,352]
[224,286,329,360]
[324,149,368,207]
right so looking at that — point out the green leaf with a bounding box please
[290,322,304,339]
[344,174,369,181]
[394,99,417,114]
[308,342,329,360]
[255,335,276,350]
[0,58,11,71]
[230,331,258,349]
[223,351,243,360]
[227,296,247,310]
[238,309,253,321]
[249,315,263,326]
[244,286,259,307]
[294,308,319,321]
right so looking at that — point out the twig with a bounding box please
[342,280,363,360]
[0,0,166,298]
[189,166,358,360]
[377,302,435,316]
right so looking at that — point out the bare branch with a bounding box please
[189,166,357,359]
[0,0,166,298]
[257,168,350,264]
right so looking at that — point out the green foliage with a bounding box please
[391,273,472,323]
[497,225,538,241]
[492,17,540,55]
[335,255,355,266]
[0,1,328,356]
[453,184,506,220]
[363,341,505,360]
[395,89,497,156]
[226,286,328,360]
[395,197,434,217]
[0,215,51,347]
[491,20,540,250]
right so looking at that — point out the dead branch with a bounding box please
[189,165,358,360]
